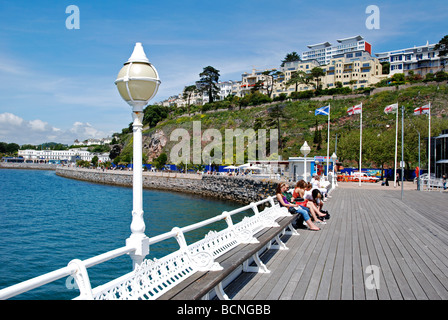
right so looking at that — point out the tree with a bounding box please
[152,152,168,170]
[363,128,395,177]
[109,144,122,160]
[266,104,286,151]
[260,70,282,98]
[380,61,390,75]
[286,70,307,92]
[281,52,301,67]
[435,35,448,70]
[197,66,220,103]
[313,120,322,150]
[337,130,360,166]
[309,67,325,90]
[91,156,99,167]
[182,85,197,114]
[143,105,169,128]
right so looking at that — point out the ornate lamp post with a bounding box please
[115,43,161,268]
[300,141,311,182]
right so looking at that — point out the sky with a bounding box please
[0,0,446,145]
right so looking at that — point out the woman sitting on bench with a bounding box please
[276,183,320,231]
[292,180,327,223]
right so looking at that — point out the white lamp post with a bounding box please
[331,152,338,188]
[115,43,161,268]
[300,141,311,182]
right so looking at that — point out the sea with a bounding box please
[0,169,244,300]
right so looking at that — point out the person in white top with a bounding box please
[310,174,330,199]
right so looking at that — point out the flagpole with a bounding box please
[394,103,398,188]
[401,105,404,199]
[359,102,362,187]
[428,102,431,191]
[327,103,330,178]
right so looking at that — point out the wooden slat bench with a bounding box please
[158,215,298,300]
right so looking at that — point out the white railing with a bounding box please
[0,195,293,300]
[421,176,445,191]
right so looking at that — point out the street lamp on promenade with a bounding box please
[300,141,311,182]
[115,43,161,268]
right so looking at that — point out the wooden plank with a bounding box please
[216,187,448,300]
[375,195,448,299]
[358,191,392,300]
[341,190,354,300]
[158,215,296,300]
[315,196,345,299]
[357,190,379,300]
[328,196,348,300]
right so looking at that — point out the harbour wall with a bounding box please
[0,163,57,170]
[55,167,279,204]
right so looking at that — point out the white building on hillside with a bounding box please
[18,149,110,163]
[302,35,372,66]
[73,137,113,146]
[375,41,444,77]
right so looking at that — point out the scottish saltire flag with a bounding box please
[384,103,398,114]
[315,105,330,116]
[347,104,362,115]
[414,104,430,115]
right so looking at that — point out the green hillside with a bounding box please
[113,83,448,171]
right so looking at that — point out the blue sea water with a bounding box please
[0,169,243,300]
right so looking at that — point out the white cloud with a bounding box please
[28,119,48,131]
[0,112,107,145]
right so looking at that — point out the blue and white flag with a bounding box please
[315,105,330,116]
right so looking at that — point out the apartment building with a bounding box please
[273,59,320,97]
[302,35,372,66]
[320,50,385,89]
[271,51,384,98]
[375,41,443,77]
[240,68,277,96]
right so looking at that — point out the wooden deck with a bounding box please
[225,186,448,300]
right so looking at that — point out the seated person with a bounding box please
[292,180,327,223]
[311,174,330,200]
[276,183,320,231]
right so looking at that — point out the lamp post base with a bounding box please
[126,234,150,269]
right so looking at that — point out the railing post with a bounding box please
[222,211,233,228]
[173,227,222,272]
[250,202,260,215]
[68,259,94,300]
[267,196,275,207]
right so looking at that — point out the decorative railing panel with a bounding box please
[0,196,294,300]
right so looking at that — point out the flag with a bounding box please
[347,103,362,115]
[384,103,398,114]
[315,105,330,116]
[413,104,430,115]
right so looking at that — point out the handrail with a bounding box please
[0,245,135,300]
[0,196,275,300]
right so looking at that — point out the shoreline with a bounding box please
[0,163,57,170]
[55,166,279,204]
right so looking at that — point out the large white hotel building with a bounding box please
[302,35,372,66]
[17,149,110,163]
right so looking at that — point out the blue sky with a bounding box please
[0,0,446,145]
